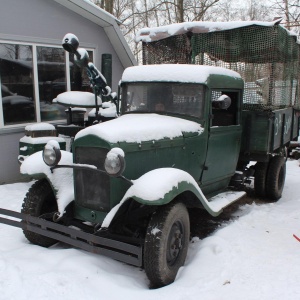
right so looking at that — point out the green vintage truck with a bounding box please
[0,21,300,288]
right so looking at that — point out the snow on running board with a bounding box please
[208,191,246,212]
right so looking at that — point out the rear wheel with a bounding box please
[266,156,286,201]
[144,202,190,288]
[21,179,58,247]
[254,162,268,197]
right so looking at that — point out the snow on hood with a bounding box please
[121,64,241,84]
[136,20,284,43]
[75,113,203,143]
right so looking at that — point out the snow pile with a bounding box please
[0,160,299,299]
[25,123,55,131]
[88,102,117,118]
[54,91,101,108]
[20,136,65,145]
[121,64,241,84]
[75,113,203,143]
[20,150,74,215]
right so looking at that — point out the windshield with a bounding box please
[122,82,204,118]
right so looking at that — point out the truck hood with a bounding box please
[75,113,203,144]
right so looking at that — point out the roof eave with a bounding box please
[53,0,137,67]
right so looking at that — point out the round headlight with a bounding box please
[104,152,125,177]
[43,141,61,167]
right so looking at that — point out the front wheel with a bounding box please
[144,202,190,288]
[21,179,58,247]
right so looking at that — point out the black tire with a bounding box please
[254,162,268,197]
[266,156,286,201]
[21,179,58,247]
[144,202,190,288]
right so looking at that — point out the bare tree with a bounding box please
[90,0,285,63]
[271,0,300,32]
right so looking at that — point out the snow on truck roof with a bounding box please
[121,64,241,84]
[136,20,296,43]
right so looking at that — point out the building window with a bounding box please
[0,44,36,125]
[69,51,94,92]
[0,42,94,128]
[37,46,67,121]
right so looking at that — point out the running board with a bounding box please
[207,191,246,216]
[0,208,142,267]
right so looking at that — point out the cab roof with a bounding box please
[121,64,243,89]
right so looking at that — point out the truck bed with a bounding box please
[240,107,299,161]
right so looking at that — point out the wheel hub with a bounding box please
[167,221,184,266]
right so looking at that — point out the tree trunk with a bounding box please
[176,0,184,22]
[284,0,291,29]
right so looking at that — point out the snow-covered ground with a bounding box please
[0,159,299,300]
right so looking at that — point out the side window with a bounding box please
[69,50,94,92]
[0,44,36,125]
[211,90,240,126]
[37,46,67,121]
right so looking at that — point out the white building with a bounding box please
[0,0,136,183]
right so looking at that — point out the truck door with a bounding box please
[201,90,242,194]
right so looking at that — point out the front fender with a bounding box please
[101,168,220,228]
[20,151,74,215]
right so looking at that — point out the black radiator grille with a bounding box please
[74,147,110,212]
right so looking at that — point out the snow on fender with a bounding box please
[20,150,74,216]
[101,168,206,228]
[101,168,246,228]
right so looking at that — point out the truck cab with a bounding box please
[119,64,244,197]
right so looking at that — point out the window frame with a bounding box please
[0,39,95,129]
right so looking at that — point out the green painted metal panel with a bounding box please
[241,107,296,157]
[74,203,107,223]
[273,107,294,149]
[201,125,242,188]
[240,110,273,154]
[19,140,66,157]
[292,111,300,139]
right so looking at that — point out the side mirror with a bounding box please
[212,95,231,109]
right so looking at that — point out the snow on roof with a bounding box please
[121,64,241,84]
[25,123,56,131]
[75,113,203,143]
[136,20,284,43]
[20,136,65,145]
[54,91,102,108]
[81,0,121,24]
